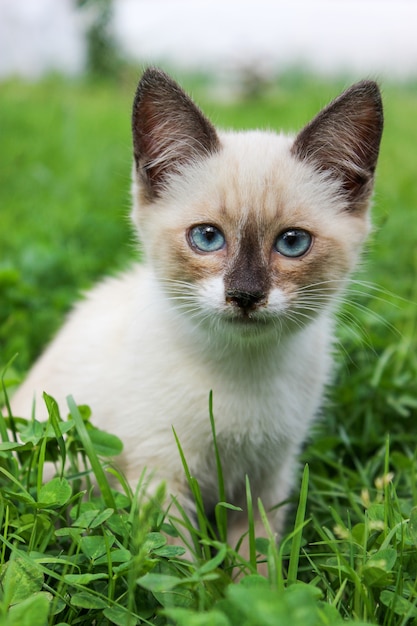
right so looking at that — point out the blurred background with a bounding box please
[1,0,417,82]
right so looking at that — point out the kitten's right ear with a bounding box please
[292,80,383,211]
[132,68,220,198]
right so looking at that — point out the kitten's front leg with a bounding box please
[151,478,204,561]
[226,450,299,576]
[227,501,287,577]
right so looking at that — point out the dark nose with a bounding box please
[226,289,266,312]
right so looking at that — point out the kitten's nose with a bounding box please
[226,290,265,312]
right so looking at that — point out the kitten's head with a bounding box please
[131,68,383,341]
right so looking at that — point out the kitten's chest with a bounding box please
[172,335,325,458]
[117,287,333,492]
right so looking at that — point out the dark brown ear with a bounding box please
[132,67,220,198]
[291,80,383,210]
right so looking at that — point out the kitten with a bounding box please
[11,68,383,555]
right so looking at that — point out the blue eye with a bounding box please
[275,229,312,258]
[189,224,226,253]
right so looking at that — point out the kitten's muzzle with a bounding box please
[225,289,266,313]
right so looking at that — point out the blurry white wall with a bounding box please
[114,0,417,79]
[0,0,86,78]
[0,0,416,79]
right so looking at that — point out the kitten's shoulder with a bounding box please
[70,263,151,314]
[9,263,152,418]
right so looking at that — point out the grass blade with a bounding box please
[208,392,228,543]
[287,464,309,584]
[66,395,116,510]
[245,475,257,568]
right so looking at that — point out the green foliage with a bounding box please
[0,77,133,373]
[0,73,416,624]
[0,388,183,624]
[2,382,417,624]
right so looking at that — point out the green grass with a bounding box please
[0,71,417,625]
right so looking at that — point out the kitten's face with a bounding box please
[133,132,370,338]
[131,69,383,340]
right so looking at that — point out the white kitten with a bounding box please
[11,69,383,553]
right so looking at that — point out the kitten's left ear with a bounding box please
[292,81,383,211]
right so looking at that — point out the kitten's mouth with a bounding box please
[221,313,278,339]
[226,310,271,326]
[228,316,255,325]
